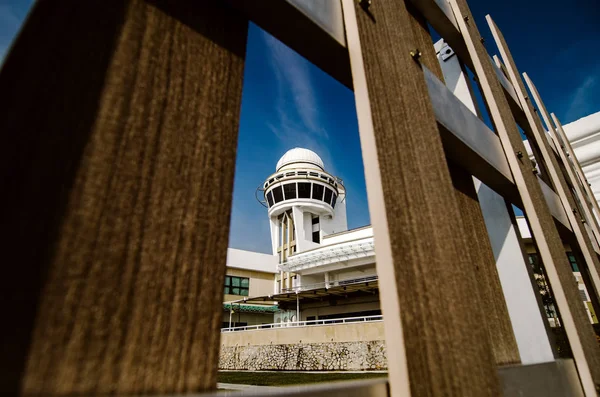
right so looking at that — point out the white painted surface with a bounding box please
[538,176,571,230]
[286,0,346,46]
[423,66,513,182]
[226,248,279,274]
[476,180,555,364]
[516,217,532,239]
[322,226,373,246]
[436,46,553,364]
[562,112,600,205]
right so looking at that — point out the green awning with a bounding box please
[223,303,279,313]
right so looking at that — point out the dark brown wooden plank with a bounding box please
[344,0,500,395]
[0,1,247,395]
[446,1,600,393]
[487,16,600,389]
[409,3,520,366]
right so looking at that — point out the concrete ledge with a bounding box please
[498,359,584,397]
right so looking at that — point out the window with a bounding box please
[324,188,333,205]
[579,289,588,301]
[266,191,274,207]
[312,231,320,243]
[312,216,319,225]
[332,193,338,208]
[283,183,297,199]
[312,184,324,200]
[567,253,579,272]
[272,186,283,203]
[224,276,249,296]
[298,182,311,198]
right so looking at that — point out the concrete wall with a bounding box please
[221,320,384,346]
[219,321,386,371]
[226,248,278,273]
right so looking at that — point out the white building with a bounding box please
[561,112,600,206]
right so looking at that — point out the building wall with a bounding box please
[223,268,274,299]
[221,311,273,328]
[219,321,386,371]
[221,321,384,346]
[300,295,381,321]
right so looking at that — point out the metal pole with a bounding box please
[296,292,300,324]
[229,307,233,330]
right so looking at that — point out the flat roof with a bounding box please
[236,279,379,310]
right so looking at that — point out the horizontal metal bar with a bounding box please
[222,315,384,332]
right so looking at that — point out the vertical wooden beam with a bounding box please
[552,113,600,229]
[523,74,600,251]
[411,5,519,366]
[342,1,500,396]
[487,15,600,322]
[0,1,247,395]
[448,2,599,393]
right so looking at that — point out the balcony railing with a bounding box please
[281,275,378,294]
[221,314,383,332]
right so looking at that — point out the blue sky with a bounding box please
[1,0,598,253]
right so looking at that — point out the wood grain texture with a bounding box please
[0,1,247,395]
[486,17,600,385]
[409,5,520,366]
[447,1,600,393]
[448,164,521,365]
[352,1,500,395]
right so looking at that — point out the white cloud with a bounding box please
[259,30,338,173]
[565,74,599,122]
[0,5,23,63]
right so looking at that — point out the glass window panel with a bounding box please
[567,253,579,272]
[232,287,240,295]
[267,191,274,207]
[283,183,297,199]
[224,287,229,295]
[298,182,311,198]
[241,288,249,297]
[232,277,241,287]
[332,193,337,208]
[324,188,333,204]
[273,186,284,203]
[225,276,231,286]
[312,184,324,200]
[241,278,249,288]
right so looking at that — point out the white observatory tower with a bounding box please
[261,148,348,263]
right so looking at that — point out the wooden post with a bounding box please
[488,14,600,329]
[0,1,247,395]
[342,1,500,395]
[448,2,600,394]
[410,5,519,366]
[523,73,600,252]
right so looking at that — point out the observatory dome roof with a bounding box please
[276,148,324,171]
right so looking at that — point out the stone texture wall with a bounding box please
[219,340,387,371]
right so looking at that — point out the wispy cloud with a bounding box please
[0,5,22,63]
[259,30,338,173]
[565,74,599,122]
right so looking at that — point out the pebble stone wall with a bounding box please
[219,340,387,371]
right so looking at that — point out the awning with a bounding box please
[222,303,279,313]
[238,279,379,310]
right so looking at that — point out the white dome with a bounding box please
[276,148,324,171]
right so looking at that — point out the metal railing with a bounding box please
[280,275,378,294]
[221,314,383,332]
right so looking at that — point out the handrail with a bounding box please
[280,275,378,294]
[221,314,383,332]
